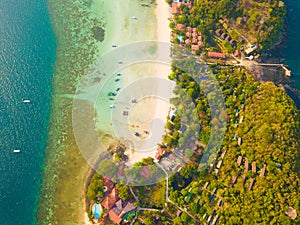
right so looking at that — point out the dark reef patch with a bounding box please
[92,26,105,42]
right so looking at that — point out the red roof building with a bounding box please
[109,210,122,224]
[102,188,119,210]
[192,38,198,44]
[186,32,191,37]
[208,52,226,59]
[102,176,115,192]
[140,166,151,178]
[187,26,192,32]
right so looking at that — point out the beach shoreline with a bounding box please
[38,0,172,224]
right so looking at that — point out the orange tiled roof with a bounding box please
[109,209,122,224]
[102,188,119,210]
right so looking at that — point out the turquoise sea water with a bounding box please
[0,0,56,224]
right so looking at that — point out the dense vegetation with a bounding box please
[171,0,286,52]
[167,67,300,224]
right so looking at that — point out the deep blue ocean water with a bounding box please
[285,0,300,89]
[0,0,56,224]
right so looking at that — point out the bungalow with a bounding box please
[215,29,223,37]
[186,26,192,32]
[225,36,232,42]
[192,27,197,33]
[176,23,185,31]
[216,160,223,169]
[186,32,191,37]
[192,38,198,44]
[185,39,191,45]
[238,137,242,146]
[198,41,203,47]
[237,155,243,166]
[197,35,203,41]
[230,175,238,187]
[221,33,228,40]
[244,157,249,172]
[221,150,227,159]
[230,39,237,47]
[260,164,267,177]
[192,32,197,38]
[171,2,181,14]
[248,178,255,191]
[191,45,200,51]
[208,52,226,59]
[252,162,257,174]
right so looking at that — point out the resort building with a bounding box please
[208,52,226,59]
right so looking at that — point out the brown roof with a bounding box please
[237,156,242,166]
[140,166,151,178]
[192,38,198,44]
[248,178,255,191]
[208,52,226,59]
[198,36,203,41]
[187,26,192,32]
[186,32,191,37]
[102,176,115,192]
[252,162,257,173]
[244,157,249,172]
[109,209,122,224]
[102,188,119,210]
[260,164,267,177]
[198,41,203,47]
[192,27,197,32]
[192,32,197,37]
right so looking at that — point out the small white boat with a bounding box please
[23,99,30,103]
[13,149,21,153]
[109,105,115,109]
[132,16,137,20]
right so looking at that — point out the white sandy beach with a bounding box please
[83,0,172,223]
[91,0,173,165]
